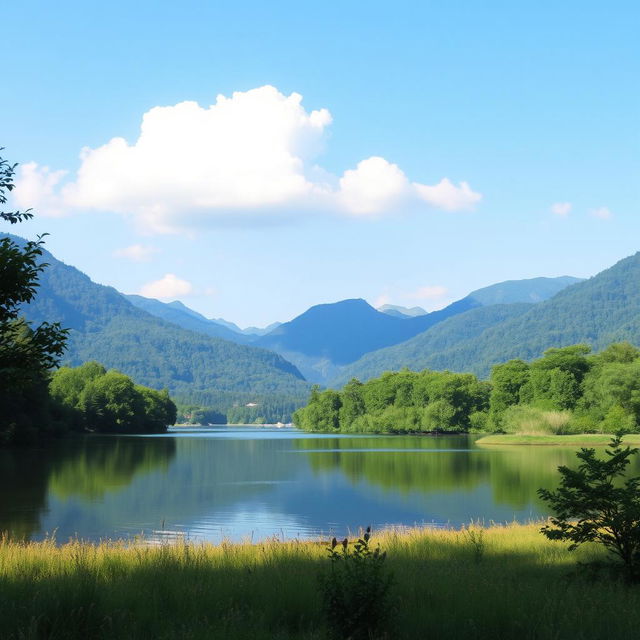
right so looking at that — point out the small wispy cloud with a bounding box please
[139,274,193,299]
[408,285,448,301]
[550,202,572,216]
[114,244,159,262]
[591,206,612,220]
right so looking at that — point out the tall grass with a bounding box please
[500,405,574,435]
[1,524,640,639]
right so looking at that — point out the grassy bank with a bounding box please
[2,524,640,639]
[476,433,640,446]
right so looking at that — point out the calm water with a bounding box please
[2,427,631,543]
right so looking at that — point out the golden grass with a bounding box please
[1,523,639,639]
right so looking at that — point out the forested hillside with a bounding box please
[332,253,640,382]
[125,295,252,344]
[8,235,310,420]
[331,303,534,386]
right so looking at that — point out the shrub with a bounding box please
[539,433,640,581]
[319,527,394,639]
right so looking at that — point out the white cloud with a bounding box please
[550,202,572,216]
[13,162,68,216]
[139,274,193,299]
[338,157,410,216]
[414,178,482,212]
[591,206,612,220]
[113,244,159,262]
[13,85,482,232]
[408,285,448,301]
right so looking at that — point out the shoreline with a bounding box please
[475,433,640,446]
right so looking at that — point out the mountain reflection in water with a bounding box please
[3,428,637,543]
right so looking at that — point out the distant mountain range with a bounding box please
[251,276,582,382]
[11,231,640,417]
[210,317,282,336]
[331,257,640,385]
[125,295,254,343]
[377,304,427,318]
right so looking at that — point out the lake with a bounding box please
[1,427,628,544]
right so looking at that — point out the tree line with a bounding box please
[293,343,640,434]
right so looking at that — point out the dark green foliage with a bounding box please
[295,369,490,433]
[539,434,640,580]
[320,528,394,640]
[0,151,68,444]
[50,362,177,433]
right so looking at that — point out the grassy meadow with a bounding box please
[476,434,640,446]
[2,524,640,639]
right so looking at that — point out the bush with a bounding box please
[539,433,640,581]
[319,528,394,639]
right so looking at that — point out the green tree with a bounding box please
[339,378,365,429]
[81,371,145,433]
[0,150,68,443]
[529,345,591,410]
[137,386,177,432]
[489,359,530,425]
[539,434,640,580]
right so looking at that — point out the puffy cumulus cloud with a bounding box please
[591,206,612,220]
[550,202,572,216]
[113,244,159,262]
[13,85,482,231]
[338,157,410,216]
[139,274,193,299]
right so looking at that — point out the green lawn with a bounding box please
[2,523,640,639]
[476,433,640,446]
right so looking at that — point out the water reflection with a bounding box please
[0,436,176,539]
[295,436,600,510]
[3,429,638,543]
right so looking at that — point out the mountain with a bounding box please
[378,304,427,318]
[211,317,282,336]
[254,276,580,383]
[7,235,309,417]
[254,298,481,382]
[331,253,640,384]
[465,276,582,305]
[330,303,534,386]
[125,295,252,343]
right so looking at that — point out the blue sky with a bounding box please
[3,0,639,326]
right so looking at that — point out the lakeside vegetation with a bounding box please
[2,523,639,639]
[294,342,640,436]
[478,433,640,445]
[2,361,178,444]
